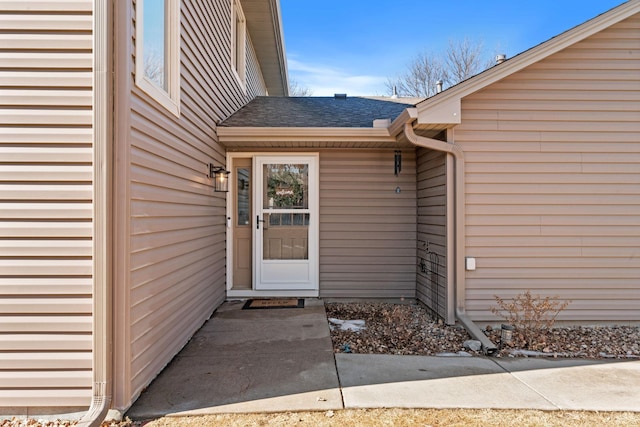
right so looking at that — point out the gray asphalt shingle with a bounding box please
[219,96,419,128]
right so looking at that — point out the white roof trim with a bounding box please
[416,0,640,125]
[217,126,395,144]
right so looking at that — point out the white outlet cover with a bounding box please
[465,257,476,271]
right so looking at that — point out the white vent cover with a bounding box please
[373,118,391,128]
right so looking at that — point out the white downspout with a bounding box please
[77,0,113,425]
[404,123,497,355]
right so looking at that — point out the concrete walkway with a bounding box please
[126,299,640,419]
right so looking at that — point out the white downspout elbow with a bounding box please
[76,386,110,427]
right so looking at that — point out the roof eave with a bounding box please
[416,0,640,126]
[388,108,418,137]
[243,0,289,96]
[218,126,397,145]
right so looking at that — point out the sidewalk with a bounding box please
[126,299,640,420]
[337,354,640,412]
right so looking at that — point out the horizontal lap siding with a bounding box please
[319,150,417,298]
[246,34,267,98]
[416,149,447,317]
[0,0,93,407]
[124,0,267,405]
[458,15,640,322]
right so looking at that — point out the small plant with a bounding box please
[492,290,570,350]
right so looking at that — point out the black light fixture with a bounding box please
[394,150,402,176]
[209,163,230,192]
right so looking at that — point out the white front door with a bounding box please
[254,155,318,291]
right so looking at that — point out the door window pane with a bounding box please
[263,163,309,209]
[236,167,250,226]
[268,213,310,227]
[262,213,309,260]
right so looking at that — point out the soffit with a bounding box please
[241,0,288,96]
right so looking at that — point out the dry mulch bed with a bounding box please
[327,302,474,355]
[326,302,640,359]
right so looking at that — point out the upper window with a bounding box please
[135,0,181,116]
[231,0,247,89]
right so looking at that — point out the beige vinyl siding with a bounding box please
[416,149,447,317]
[457,15,640,322]
[319,149,417,299]
[117,0,267,409]
[0,0,93,408]
[246,33,268,98]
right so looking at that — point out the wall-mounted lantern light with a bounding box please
[209,163,230,192]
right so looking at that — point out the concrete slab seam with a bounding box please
[332,352,346,409]
[488,358,560,410]
[318,299,346,409]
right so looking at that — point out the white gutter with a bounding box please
[403,122,497,355]
[77,0,113,425]
[217,126,396,145]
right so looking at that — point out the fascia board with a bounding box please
[270,0,289,95]
[388,108,418,137]
[217,126,394,143]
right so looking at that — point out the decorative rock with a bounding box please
[328,318,366,332]
[463,339,482,352]
[325,302,640,359]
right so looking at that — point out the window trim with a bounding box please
[135,0,181,116]
[231,0,247,90]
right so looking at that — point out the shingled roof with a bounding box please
[219,96,421,128]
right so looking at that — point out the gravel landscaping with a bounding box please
[326,302,640,359]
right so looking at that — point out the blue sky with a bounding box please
[280,0,627,96]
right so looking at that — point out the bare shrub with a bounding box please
[492,290,570,350]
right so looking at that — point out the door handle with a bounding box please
[256,215,266,229]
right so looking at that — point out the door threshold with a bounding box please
[227,289,319,298]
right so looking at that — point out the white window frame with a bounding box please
[231,0,247,90]
[135,0,181,116]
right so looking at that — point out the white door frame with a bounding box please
[226,152,319,298]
